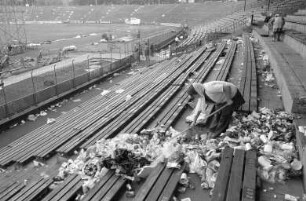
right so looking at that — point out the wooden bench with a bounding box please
[212,147,257,201]
[0,56,192,167]
[240,34,258,113]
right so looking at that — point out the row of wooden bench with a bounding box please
[37,42,228,201]
[239,34,258,113]
[0,39,257,201]
[0,53,196,166]
[0,45,213,200]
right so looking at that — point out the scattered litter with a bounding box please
[101,90,110,96]
[28,114,37,121]
[109,80,113,83]
[125,95,132,101]
[127,71,137,75]
[40,111,47,116]
[62,45,77,52]
[20,120,26,124]
[0,168,5,173]
[40,172,50,179]
[72,99,82,103]
[113,73,120,76]
[216,59,225,65]
[9,123,18,128]
[47,118,56,124]
[285,194,299,201]
[181,198,192,201]
[61,111,67,114]
[115,89,124,94]
[33,160,45,167]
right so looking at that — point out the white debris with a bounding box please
[101,90,110,96]
[125,95,132,101]
[40,111,48,116]
[28,114,37,121]
[47,118,56,124]
[33,160,45,167]
[72,99,82,103]
[115,89,124,94]
[216,59,225,65]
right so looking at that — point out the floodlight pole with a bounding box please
[244,0,247,11]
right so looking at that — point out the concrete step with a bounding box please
[285,21,306,34]
[253,28,306,113]
[296,9,306,15]
[284,30,306,59]
[286,15,306,24]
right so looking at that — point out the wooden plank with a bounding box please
[158,165,185,201]
[0,182,24,200]
[81,170,114,201]
[145,168,174,201]
[0,183,25,201]
[134,163,166,201]
[41,174,78,201]
[18,179,53,201]
[90,175,119,200]
[102,177,126,201]
[211,147,234,201]
[226,149,245,201]
[242,151,257,201]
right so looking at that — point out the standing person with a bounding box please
[269,14,285,41]
[186,81,245,138]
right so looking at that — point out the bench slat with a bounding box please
[211,147,234,201]
[226,149,245,201]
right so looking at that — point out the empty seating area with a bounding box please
[4,1,257,25]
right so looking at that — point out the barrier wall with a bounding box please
[0,55,134,122]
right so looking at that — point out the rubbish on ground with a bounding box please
[125,95,132,101]
[284,194,299,201]
[101,90,110,96]
[33,160,45,167]
[216,59,224,65]
[40,111,48,116]
[115,89,124,94]
[72,99,82,103]
[47,118,56,124]
[28,114,37,121]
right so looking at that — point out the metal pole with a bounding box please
[0,81,9,118]
[110,46,113,71]
[268,0,271,11]
[72,60,76,88]
[31,70,37,105]
[53,64,58,95]
[87,55,90,81]
[244,0,247,11]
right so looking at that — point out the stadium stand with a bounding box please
[2,0,306,200]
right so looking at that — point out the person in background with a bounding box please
[187,81,245,138]
[269,13,285,41]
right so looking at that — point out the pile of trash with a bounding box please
[55,126,223,196]
[223,108,301,184]
[55,107,301,198]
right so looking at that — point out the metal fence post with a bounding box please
[30,70,37,105]
[72,59,76,88]
[0,81,9,118]
[87,55,90,81]
[53,64,58,96]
